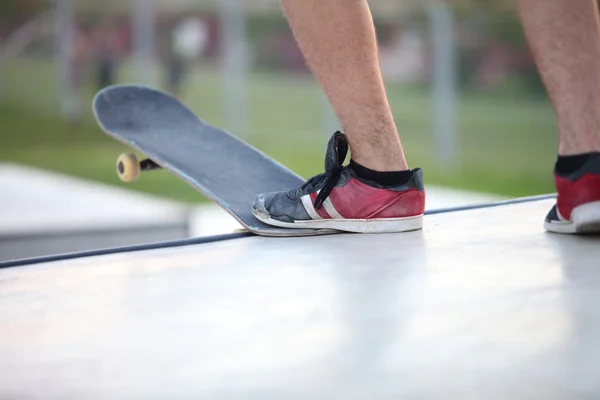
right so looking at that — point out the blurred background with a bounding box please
[0,0,558,197]
[0,0,560,259]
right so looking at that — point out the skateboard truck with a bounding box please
[116,153,162,182]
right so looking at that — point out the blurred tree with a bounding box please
[0,0,47,42]
[0,0,45,15]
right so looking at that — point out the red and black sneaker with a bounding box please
[544,153,600,234]
[252,132,425,233]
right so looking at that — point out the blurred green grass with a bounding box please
[0,57,558,203]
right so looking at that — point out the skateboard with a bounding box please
[92,84,335,237]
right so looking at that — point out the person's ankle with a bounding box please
[558,141,600,157]
[555,151,600,175]
[350,154,408,172]
[349,159,412,186]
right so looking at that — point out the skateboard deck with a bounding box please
[92,85,335,237]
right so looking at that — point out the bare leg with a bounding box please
[280,0,408,171]
[252,0,425,232]
[518,0,600,155]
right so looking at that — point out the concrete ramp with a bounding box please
[1,197,599,399]
[0,163,190,261]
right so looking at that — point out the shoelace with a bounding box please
[313,131,349,210]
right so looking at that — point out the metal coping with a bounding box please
[0,232,252,269]
[0,194,556,270]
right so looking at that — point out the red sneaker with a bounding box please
[252,132,425,233]
[544,154,600,234]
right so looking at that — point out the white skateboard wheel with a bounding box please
[116,153,141,182]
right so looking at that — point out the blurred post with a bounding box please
[218,0,248,137]
[428,1,458,170]
[54,0,76,118]
[131,0,158,86]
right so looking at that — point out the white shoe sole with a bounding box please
[544,201,600,234]
[253,210,424,234]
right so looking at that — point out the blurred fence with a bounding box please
[0,1,547,112]
[0,0,559,197]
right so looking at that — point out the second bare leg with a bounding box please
[518,0,600,155]
[518,0,600,233]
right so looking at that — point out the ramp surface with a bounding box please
[1,198,599,399]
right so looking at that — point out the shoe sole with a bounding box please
[544,201,600,234]
[253,211,424,234]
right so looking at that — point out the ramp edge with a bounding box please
[0,231,252,270]
[425,193,556,215]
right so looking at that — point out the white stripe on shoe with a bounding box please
[556,206,567,221]
[301,194,323,220]
[323,197,344,219]
[300,191,345,220]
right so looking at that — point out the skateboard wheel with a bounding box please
[116,153,141,182]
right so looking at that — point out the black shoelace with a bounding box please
[310,131,349,210]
